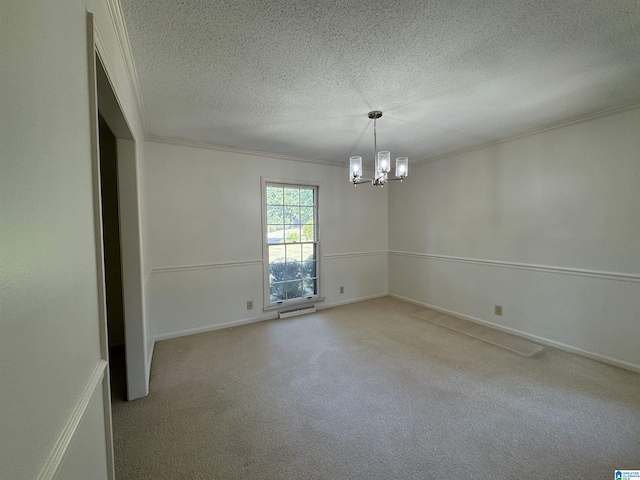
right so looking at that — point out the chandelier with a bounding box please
[349,111,408,187]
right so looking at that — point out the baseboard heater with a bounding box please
[279,305,316,319]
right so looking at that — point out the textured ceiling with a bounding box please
[120,0,640,163]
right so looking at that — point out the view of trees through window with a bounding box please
[265,184,318,304]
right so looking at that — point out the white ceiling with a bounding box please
[120,0,640,163]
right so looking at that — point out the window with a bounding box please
[263,181,319,307]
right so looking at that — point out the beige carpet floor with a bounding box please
[111,297,640,479]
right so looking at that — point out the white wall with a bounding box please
[53,387,109,480]
[1,0,150,478]
[1,1,107,478]
[144,141,388,339]
[388,106,640,371]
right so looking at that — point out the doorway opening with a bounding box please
[98,114,127,400]
[94,52,148,402]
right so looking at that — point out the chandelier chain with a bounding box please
[373,118,377,155]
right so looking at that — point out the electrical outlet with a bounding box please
[247,300,253,310]
[495,305,503,316]
[339,286,344,294]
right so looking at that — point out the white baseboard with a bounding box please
[154,293,389,342]
[390,293,640,374]
[155,312,280,341]
[146,340,155,379]
[38,360,107,480]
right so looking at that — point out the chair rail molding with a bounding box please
[37,361,107,480]
[324,250,388,259]
[389,251,640,283]
[151,259,264,274]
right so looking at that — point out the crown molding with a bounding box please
[105,0,149,136]
[146,135,348,168]
[149,99,640,169]
[411,100,640,166]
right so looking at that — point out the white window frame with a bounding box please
[261,177,323,311]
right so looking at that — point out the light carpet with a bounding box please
[411,308,545,357]
[112,297,640,479]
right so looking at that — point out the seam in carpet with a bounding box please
[411,309,545,357]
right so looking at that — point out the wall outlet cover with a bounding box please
[495,305,503,316]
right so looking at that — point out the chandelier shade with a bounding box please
[396,157,408,178]
[349,156,362,181]
[377,151,391,174]
[349,111,408,187]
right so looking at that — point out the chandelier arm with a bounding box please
[352,177,373,184]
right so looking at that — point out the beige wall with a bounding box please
[388,106,640,370]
